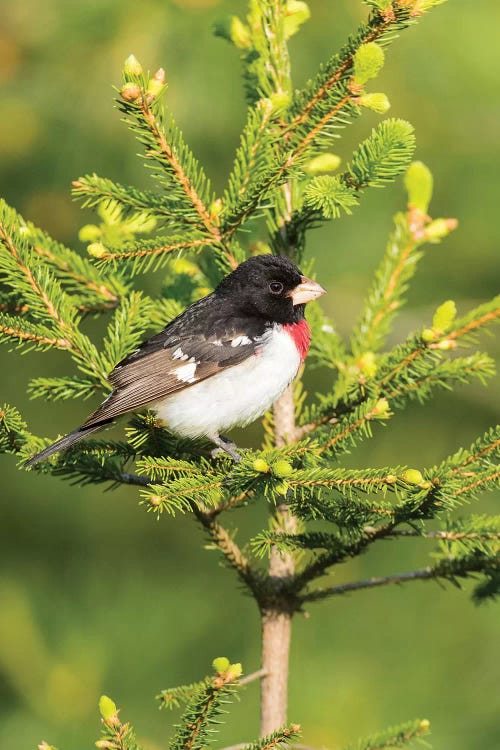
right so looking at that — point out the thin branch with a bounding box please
[140,100,220,241]
[448,306,500,342]
[450,437,500,476]
[317,402,381,454]
[301,567,436,602]
[33,243,119,304]
[454,470,500,498]
[193,506,266,600]
[386,529,500,542]
[0,322,70,349]
[239,668,269,687]
[96,237,208,263]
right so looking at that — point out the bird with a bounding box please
[24,254,326,467]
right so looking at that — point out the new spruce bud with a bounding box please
[357,351,377,378]
[253,458,270,473]
[357,93,391,114]
[269,91,291,113]
[432,300,456,332]
[147,68,166,98]
[352,43,385,87]
[120,82,142,102]
[405,161,433,213]
[272,459,294,478]
[214,16,251,49]
[87,242,108,258]
[401,469,424,485]
[227,662,243,679]
[123,54,143,77]
[424,217,458,242]
[284,1,311,40]
[434,338,456,350]
[209,198,223,221]
[99,695,117,721]
[411,0,446,15]
[212,656,230,673]
[78,224,101,242]
[419,719,431,731]
[372,398,390,418]
[304,153,341,175]
[422,327,437,342]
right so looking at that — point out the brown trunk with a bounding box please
[260,384,297,735]
[260,607,292,734]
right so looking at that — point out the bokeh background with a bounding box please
[1,1,499,748]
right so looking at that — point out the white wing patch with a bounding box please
[173,347,189,361]
[231,335,252,347]
[174,361,198,383]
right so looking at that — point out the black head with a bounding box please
[215,255,325,325]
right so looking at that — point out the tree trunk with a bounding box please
[260,384,297,735]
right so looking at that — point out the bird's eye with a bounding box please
[269,281,284,295]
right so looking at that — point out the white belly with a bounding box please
[152,326,300,438]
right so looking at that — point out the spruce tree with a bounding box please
[1,1,498,748]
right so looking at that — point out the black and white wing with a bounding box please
[82,323,264,429]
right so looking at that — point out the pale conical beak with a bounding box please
[289,276,326,306]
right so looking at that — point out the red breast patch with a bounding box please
[283,320,311,364]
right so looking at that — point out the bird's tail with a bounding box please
[23,419,113,468]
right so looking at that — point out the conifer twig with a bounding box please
[140,99,220,242]
[192,506,265,600]
[300,551,499,602]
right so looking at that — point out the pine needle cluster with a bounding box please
[2,0,498,748]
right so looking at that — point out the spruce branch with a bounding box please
[118,89,217,235]
[72,173,192,226]
[384,353,495,407]
[341,718,430,750]
[29,227,124,308]
[222,3,444,238]
[306,305,348,370]
[301,549,500,603]
[97,697,143,750]
[0,200,125,312]
[377,296,500,394]
[169,664,241,750]
[240,724,302,750]
[224,101,276,221]
[140,476,225,516]
[0,313,73,352]
[27,375,100,402]
[0,404,32,455]
[98,291,154,372]
[448,425,500,474]
[90,235,211,274]
[344,119,416,190]
[316,397,392,456]
[158,679,206,711]
[193,506,266,600]
[351,213,420,354]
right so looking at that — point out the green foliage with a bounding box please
[346,120,416,189]
[341,718,430,750]
[303,176,359,219]
[2,0,499,748]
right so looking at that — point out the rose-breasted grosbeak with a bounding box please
[25,255,325,466]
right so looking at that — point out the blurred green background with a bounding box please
[1,1,499,749]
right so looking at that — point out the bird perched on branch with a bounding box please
[25,255,325,466]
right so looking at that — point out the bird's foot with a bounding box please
[209,434,241,463]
